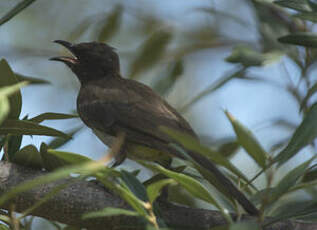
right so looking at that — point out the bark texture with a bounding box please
[0,162,315,230]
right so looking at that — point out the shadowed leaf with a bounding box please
[278,33,317,48]
[129,29,173,79]
[160,126,252,186]
[12,145,42,169]
[0,120,70,139]
[265,200,317,226]
[29,112,78,123]
[274,0,312,12]
[140,162,222,209]
[153,59,183,96]
[97,5,123,42]
[0,0,37,26]
[0,60,23,119]
[146,178,176,204]
[275,103,317,165]
[300,82,317,111]
[40,143,92,171]
[120,170,149,202]
[269,158,314,204]
[48,126,83,149]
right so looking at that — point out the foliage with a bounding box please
[0,0,317,229]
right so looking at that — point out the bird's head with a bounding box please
[50,40,120,83]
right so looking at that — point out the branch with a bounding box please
[0,162,315,230]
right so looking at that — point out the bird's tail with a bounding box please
[186,150,259,216]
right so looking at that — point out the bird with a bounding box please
[50,40,259,216]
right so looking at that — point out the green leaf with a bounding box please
[302,165,317,182]
[278,32,317,48]
[48,126,83,149]
[0,97,9,126]
[295,12,317,22]
[270,158,313,203]
[275,103,317,165]
[226,46,266,67]
[6,134,23,159]
[12,145,42,169]
[0,0,37,26]
[120,170,149,202]
[29,112,78,123]
[129,29,173,79]
[159,126,252,186]
[146,178,176,203]
[40,143,92,171]
[226,46,282,67]
[218,140,239,158]
[15,73,50,84]
[83,207,139,219]
[153,60,183,96]
[0,119,70,139]
[0,224,9,230]
[300,82,317,111]
[265,200,317,226]
[97,5,123,42]
[110,181,148,217]
[225,111,267,168]
[0,60,23,119]
[140,162,222,209]
[274,0,312,12]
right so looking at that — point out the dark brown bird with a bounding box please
[50,40,259,216]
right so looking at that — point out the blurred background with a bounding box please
[1,0,315,228]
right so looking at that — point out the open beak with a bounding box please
[50,40,78,65]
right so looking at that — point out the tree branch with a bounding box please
[0,162,315,230]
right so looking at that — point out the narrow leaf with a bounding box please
[129,29,173,79]
[226,46,266,67]
[265,200,317,226]
[274,0,312,12]
[140,162,222,209]
[0,60,23,119]
[300,82,317,111]
[120,170,149,202]
[225,111,267,168]
[153,60,183,96]
[12,145,42,169]
[270,158,313,204]
[97,5,123,42]
[0,0,37,26]
[160,126,252,186]
[275,103,317,165]
[146,178,176,203]
[83,207,139,219]
[0,97,9,125]
[48,126,83,149]
[0,119,70,139]
[15,73,50,84]
[29,112,78,123]
[278,33,317,48]
[40,143,92,171]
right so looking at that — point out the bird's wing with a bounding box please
[77,82,196,147]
